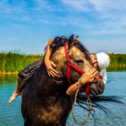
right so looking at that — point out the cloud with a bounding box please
[0,1,92,28]
[89,0,126,12]
[89,0,126,22]
[0,0,126,54]
[0,0,26,13]
[34,0,49,8]
[60,0,91,12]
[0,1,126,44]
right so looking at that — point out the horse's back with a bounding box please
[21,63,72,126]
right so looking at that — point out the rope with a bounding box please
[64,39,97,125]
[71,81,95,125]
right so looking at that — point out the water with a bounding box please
[0,72,126,126]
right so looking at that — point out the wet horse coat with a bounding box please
[22,62,72,126]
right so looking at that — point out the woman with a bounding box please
[90,52,110,85]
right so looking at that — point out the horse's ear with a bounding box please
[54,36,61,44]
[69,34,74,47]
[75,35,79,41]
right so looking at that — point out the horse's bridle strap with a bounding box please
[64,41,90,97]
[64,41,102,98]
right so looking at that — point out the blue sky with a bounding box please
[0,0,126,54]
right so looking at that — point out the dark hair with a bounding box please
[50,35,90,57]
[50,36,67,52]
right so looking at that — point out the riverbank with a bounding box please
[0,52,126,74]
[0,72,18,75]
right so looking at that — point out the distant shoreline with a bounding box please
[0,72,18,75]
[0,71,126,75]
[0,52,126,72]
[0,52,42,74]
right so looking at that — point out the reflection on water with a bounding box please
[0,72,126,126]
[0,74,17,84]
[0,74,23,126]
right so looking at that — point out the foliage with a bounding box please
[0,52,126,72]
[0,52,42,72]
[108,53,126,71]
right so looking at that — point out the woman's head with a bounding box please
[96,52,110,70]
[91,52,110,71]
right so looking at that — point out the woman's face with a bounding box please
[90,54,98,69]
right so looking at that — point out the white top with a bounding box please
[100,69,107,84]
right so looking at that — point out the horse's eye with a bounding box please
[74,58,83,63]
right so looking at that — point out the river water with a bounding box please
[0,72,126,126]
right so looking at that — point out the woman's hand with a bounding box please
[44,38,58,77]
[79,68,98,86]
[44,59,58,77]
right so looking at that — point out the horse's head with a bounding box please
[51,36,95,80]
[51,36,104,95]
[65,39,94,82]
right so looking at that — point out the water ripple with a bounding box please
[0,72,126,126]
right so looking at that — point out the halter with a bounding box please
[64,40,103,125]
[64,40,103,98]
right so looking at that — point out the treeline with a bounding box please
[0,52,126,73]
[0,52,42,73]
[108,53,126,71]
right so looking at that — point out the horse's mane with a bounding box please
[49,35,91,62]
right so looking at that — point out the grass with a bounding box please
[0,52,42,73]
[108,53,126,71]
[0,52,126,73]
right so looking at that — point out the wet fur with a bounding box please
[22,63,72,126]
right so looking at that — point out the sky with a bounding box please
[0,0,126,54]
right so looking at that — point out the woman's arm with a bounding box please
[66,81,79,95]
[66,68,98,95]
[44,38,54,61]
[44,38,58,77]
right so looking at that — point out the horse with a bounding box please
[21,36,110,126]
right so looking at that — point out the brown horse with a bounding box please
[21,36,107,126]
